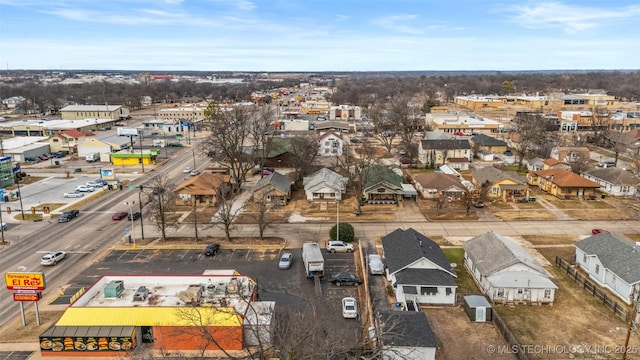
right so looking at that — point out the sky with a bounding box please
[0,0,639,72]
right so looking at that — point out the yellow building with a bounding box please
[111,151,157,166]
[60,105,130,121]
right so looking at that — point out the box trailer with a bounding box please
[302,242,324,278]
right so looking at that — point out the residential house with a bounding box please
[382,228,457,307]
[49,129,88,154]
[549,146,590,164]
[418,139,472,170]
[581,168,638,197]
[574,233,640,304]
[374,310,437,360]
[262,137,294,168]
[542,158,571,171]
[174,173,231,207]
[470,134,508,155]
[471,166,529,202]
[302,168,347,201]
[412,173,467,200]
[463,232,558,304]
[527,168,601,199]
[605,129,640,157]
[252,171,292,205]
[317,132,344,157]
[526,157,544,171]
[362,165,404,204]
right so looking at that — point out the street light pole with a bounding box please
[138,188,145,240]
[336,199,339,241]
[125,201,135,246]
[0,203,5,244]
[139,133,145,173]
[15,173,24,220]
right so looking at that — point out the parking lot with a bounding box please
[63,246,364,349]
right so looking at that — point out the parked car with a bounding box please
[278,253,293,269]
[473,199,485,208]
[75,185,95,192]
[64,191,84,198]
[367,254,385,275]
[190,170,200,176]
[52,152,65,158]
[262,167,275,176]
[38,155,49,161]
[168,142,183,147]
[128,212,141,221]
[112,211,128,220]
[41,251,67,266]
[503,150,513,156]
[592,228,610,235]
[63,210,80,218]
[204,243,220,256]
[183,167,193,173]
[86,180,106,187]
[341,297,358,319]
[330,272,362,286]
[326,241,354,253]
[1,222,7,231]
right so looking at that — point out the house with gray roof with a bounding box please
[462,232,557,305]
[418,139,472,170]
[470,134,508,154]
[471,166,529,201]
[574,233,640,304]
[302,168,347,201]
[374,310,437,360]
[252,171,292,205]
[580,167,638,197]
[362,165,404,204]
[412,173,467,200]
[382,228,457,306]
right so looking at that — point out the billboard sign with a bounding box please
[5,272,46,290]
[116,127,139,136]
[13,291,40,302]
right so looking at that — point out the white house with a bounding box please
[302,168,347,201]
[463,232,558,305]
[574,232,640,305]
[382,228,457,307]
[580,167,638,197]
[317,131,344,157]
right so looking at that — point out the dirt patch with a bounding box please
[564,208,635,221]
[493,210,557,221]
[418,198,480,221]
[0,310,65,343]
[521,234,579,246]
[142,236,285,247]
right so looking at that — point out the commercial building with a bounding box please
[40,272,274,357]
[60,105,130,121]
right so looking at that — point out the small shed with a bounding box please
[463,295,492,322]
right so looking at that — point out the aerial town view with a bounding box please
[0,1,639,360]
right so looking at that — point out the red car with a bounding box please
[591,228,610,235]
[112,211,128,220]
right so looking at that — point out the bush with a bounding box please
[329,222,355,242]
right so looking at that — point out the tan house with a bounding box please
[472,166,529,202]
[174,173,231,206]
[527,169,601,199]
[48,129,88,154]
[542,158,571,171]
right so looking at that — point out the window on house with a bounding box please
[517,288,524,295]
[544,289,552,299]
[403,286,417,295]
[420,287,438,295]
[595,264,600,274]
[445,288,452,296]
[497,288,505,297]
[583,254,587,263]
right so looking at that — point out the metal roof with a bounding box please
[56,307,242,327]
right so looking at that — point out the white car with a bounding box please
[342,297,358,319]
[41,251,67,266]
[0,222,7,231]
[75,185,95,192]
[368,254,385,275]
[86,180,105,187]
[183,167,193,173]
[64,191,84,198]
[190,169,200,176]
[278,253,293,269]
[327,241,354,253]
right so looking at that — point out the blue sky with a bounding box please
[1,0,639,71]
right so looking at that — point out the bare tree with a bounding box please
[289,135,320,184]
[248,105,277,170]
[212,196,239,241]
[512,113,550,170]
[369,102,397,153]
[350,141,379,215]
[251,195,278,240]
[568,153,591,174]
[147,174,176,241]
[202,101,256,192]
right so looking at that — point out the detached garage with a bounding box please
[463,295,492,322]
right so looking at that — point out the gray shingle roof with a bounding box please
[472,166,525,185]
[581,167,640,186]
[302,168,346,192]
[396,268,457,287]
[462,231,550,277]
[574,233,640,284]
[420,139,471,150]
[254,171,292,194]
[470,134,507,147]
[382,228,454,276]
[376,310,437,348]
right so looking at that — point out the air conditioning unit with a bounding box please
[104,280,124,298]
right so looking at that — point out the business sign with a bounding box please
[13,291,40,302]
[5,272,46,291]
[12,165,21,173]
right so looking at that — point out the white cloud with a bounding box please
[372,14,424,35]
[506,1,640,33]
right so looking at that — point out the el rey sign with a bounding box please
[5,272,46,291]
[13,292,40,302]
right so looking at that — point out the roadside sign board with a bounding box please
[13,292,40,302]
[5,272,46,291]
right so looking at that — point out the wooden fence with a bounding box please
[555,256,631,322]
[492,311,529,360]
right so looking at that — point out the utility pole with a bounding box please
[622,284,639,360]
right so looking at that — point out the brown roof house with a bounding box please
[174,173,231,207]
[413,173,467,200]
[471,166,529,202]
[527,168,601,199]
[542,158,571,171]
[252,171,292,206]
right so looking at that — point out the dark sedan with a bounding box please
[204,244,220,256]
[112,211,128,220]
[330,273,362,286]
[128,212,141,221]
